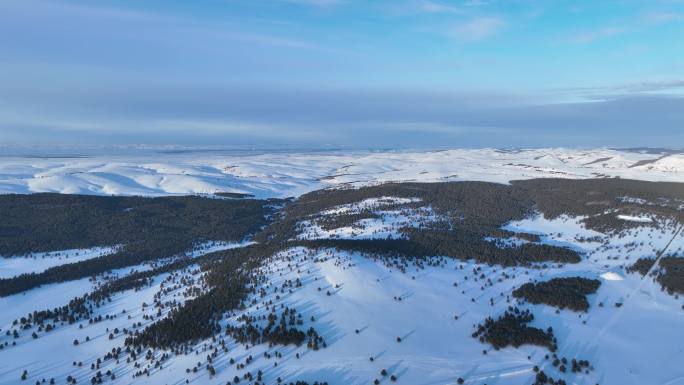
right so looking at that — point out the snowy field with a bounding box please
[1,208,682,385]
[1,148,683,198]
[1,148,683,385]
[296,197,440,240]
[0,246,120,279]
[0,241,252,328]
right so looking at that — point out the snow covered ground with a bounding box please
[0,246,120,279]
[296,197,441,240]
[316,197,422,217]
[0,265,207,385]
[1,147,683,385]
[1,148,683,198]
[617,215,653,223]
[0,241,253,329]
[1,210,682,385]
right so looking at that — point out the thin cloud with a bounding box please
[605,80,684,93]
[451,17,505,42]
[1,0,343,55]
[569,26,627,44]
[565,10,681,45]
[558,79,684,98]
[281,0,343,7]
[419,1,462,14]
[4,81,682,148]
[463,0,495,6]
[642,11,682,25]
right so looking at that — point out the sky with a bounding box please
[0,0,683,149]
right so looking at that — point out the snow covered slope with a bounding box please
[1,148,683,198]
[0,246,120,279]
[1,191,683,385]
[1,154,683,385]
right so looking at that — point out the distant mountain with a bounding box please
[1,148,684,198]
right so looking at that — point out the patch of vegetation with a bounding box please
[532,370,567,385]
[315,211,381,231]
[259,181,533,245]
[125,244,277,349]
[512,277,601,312]
[626,257,656,276]
[488,229,541,243]
[268,178,684,267]
[0,193,272,256]
[215,192,255,198]
[14,245,264,335]
[298,234,581,266]
[512,178,684,231]
[281,382,328,385]
[0,240,187,297]
[629,257,684,295]
[227,307,325,349]
[0,193,275,296]
[657,257,684,295]
[472,307,557,351]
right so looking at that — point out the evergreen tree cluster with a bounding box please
[629,257,684,295]
[512,277,601,312]
[657,257,684,295]
[126,263,249,348]
[532,370,567,385]
[226,307,324,349]
[315,210,381,231]
[627,257,656,275]
[0,193,275,296]
[472,307,557,351]
[299,236,580,267]
[513,178,684,229]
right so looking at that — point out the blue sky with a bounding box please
[1,0,683,148]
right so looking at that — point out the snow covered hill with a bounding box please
[1,199,682,385]
[1,157,683,385]
[1,148,683,198]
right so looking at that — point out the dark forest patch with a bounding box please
[314,211,381,231]
[4,178,684,297]
[512,277,601,312]
[628,257,684,295]
[584,157,612,166]
[0,193,275,296]
[626,257,656,276]
[656,257,684,295]
[511,178,684,230]
[472,307,557,351]
[215,192,255,198]
[0,193,273,256]
[298,235,581,266]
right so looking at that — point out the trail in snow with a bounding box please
[593,222,684,341]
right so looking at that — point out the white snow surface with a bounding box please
[1,148,683,198]
[0,246,120,279]
[2,146,684,384]
[297,197,440,240]
[0,240,253,327]
[617,214,653,223]
[600,271,624,281]
[1,214,683,385]
[317,197,422,216]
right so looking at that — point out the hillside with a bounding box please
[0,177,683,385]
[2,148,684,198]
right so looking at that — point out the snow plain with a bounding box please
[1,148,684,198]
